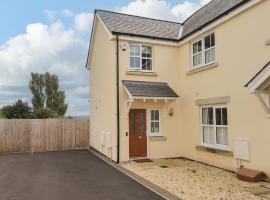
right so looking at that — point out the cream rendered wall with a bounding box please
[118,43,183,161]
[178,0,270,176]
[88,19,118,161]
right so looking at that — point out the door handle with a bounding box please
[138,136,142,139]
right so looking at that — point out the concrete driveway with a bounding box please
[0,150,165,200]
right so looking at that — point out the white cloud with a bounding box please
[0,13,92,115]
[74,12,93,32]
[62,9,74,17]
[0,21,88,86]
[68,86,89,98]
[200,0,212,5]
[119,0,212,22]
[45,10,57,21]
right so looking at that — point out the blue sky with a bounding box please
[0,0,207,116]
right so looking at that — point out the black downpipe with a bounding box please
[116,35,120,163]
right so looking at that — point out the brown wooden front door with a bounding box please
[129,109,147,158]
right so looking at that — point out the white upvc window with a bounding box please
[192,33,215,68]
[149,110,160,136]
[129,44,152,71]
[201,105,228,150]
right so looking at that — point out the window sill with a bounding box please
[149,136,167,141]
[126,71,158,76]
[196,145,233,157]
[186,62,219,75]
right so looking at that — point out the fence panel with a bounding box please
[0,118,90,154]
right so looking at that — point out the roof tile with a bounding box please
[122,80,179,98]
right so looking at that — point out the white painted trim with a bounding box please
[148,109,162,137]
[179,0,262,46]
[178,26,183,39]
[133,97,178,100]
[118,35,178,47]
[247,63,270,93]
[86,14,98,69]
[191,33,216,69]
[200,105,229,151]
[128,44,154,72]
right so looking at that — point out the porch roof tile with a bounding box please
[122,80,179,98]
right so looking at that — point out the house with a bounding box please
[86,0,270,177]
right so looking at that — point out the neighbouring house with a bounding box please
[86,0,270,177]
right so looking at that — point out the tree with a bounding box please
[0,100,33,119]
[34,108,58,119]
[29,72,68,117]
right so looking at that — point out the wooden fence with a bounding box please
[0,119,90,154]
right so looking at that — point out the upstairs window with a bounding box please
[192,33,215,68]
[201,105,228,150]
[129,44,152,71]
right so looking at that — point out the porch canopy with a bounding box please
[245,61,270,115]
[122,80,179,115]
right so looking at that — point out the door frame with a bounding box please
[129,109,148,159]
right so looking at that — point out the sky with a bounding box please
[0,0,210,116]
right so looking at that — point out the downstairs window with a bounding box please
[201,105,228,150]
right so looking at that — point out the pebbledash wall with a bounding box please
[89,0,270,176]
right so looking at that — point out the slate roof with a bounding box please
[97,10,181,41]
[181,0,249,39]
[95,0,252,41]
[122,80,179,98]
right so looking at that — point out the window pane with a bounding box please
[208,108,214,125]
[216,108,222,125]
[203,126,215,144]
[205,48,215,64]
[155,110,159,120]
[151,122,155,132]
[130,57,140,69]
[211,33,215,47]
[193,53,202,66]
[216,127,228,145]
[151,110,155,121]
[202,108,208,124]
[154,122,160,133]
[142,46,152,58]
[131,112,136,136]
[205,35,211,49]
[202,107,214,125]
[198,41,202,52]
[222,108,228,125]
[130,45,140,56]
[193,43,198,54]
[142,59,152,71]
[139,112,145,135]
[146,47,152,58]
[141,46,147,57]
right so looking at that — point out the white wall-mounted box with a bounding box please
[234,139,250,161]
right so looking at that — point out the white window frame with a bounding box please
[129,44,153,72]
[148,109,161,136]
[192,33,215,69]
[200,105,228,150]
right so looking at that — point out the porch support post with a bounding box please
[125,99,133,118]
[255,92,270,115]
